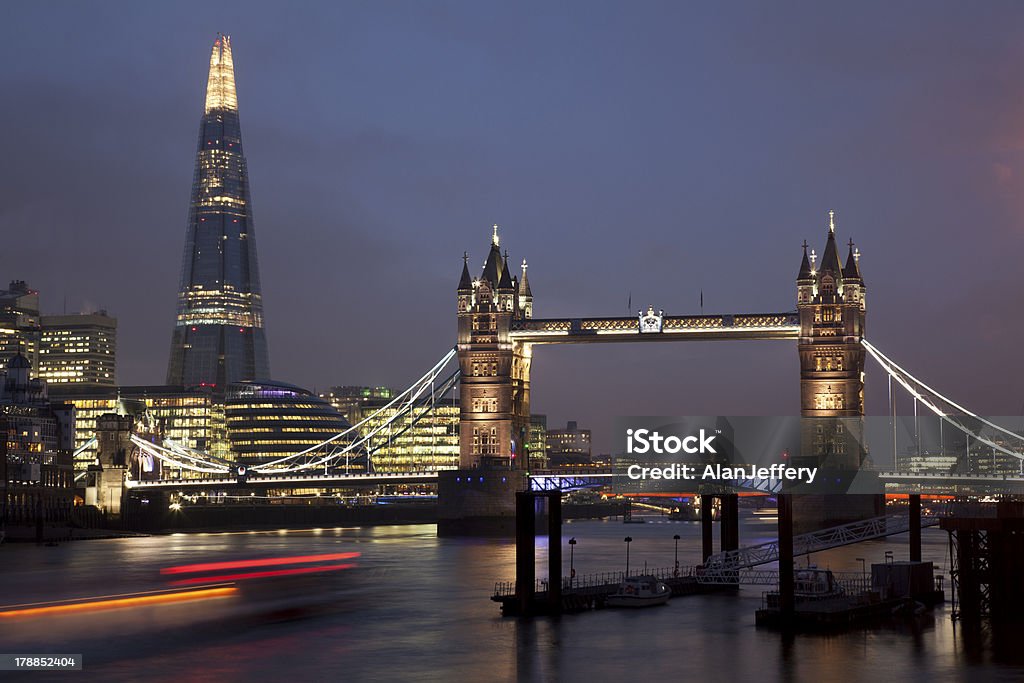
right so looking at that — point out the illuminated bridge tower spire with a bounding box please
[457,226,533,469]
[167,35,270,389]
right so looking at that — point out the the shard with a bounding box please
[167,35,270,389]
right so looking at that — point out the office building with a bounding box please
[167,35,270,389]
[39,312,116,390]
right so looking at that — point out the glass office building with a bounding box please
[322,386,460,473]
[167,35,269,389]
[39,312,117,390]
[226,381,353,468]
[61,386,226,474]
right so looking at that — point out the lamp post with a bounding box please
[624,536,633,577]
[568,537,577,589]
[856,557,866,589]
[673,534,681,576]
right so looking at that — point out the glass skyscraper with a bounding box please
[167,35,270,389]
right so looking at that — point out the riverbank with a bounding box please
[83,499,626,536]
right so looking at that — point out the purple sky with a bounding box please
[3,2,1024,452]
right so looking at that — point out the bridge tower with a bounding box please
[796,211,879,527]
[456,226,533,469]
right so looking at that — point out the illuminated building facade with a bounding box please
[528,414,547,468]
[60,386,226,474]
[226,381,351,467]
[456,226,534,468]
[1,354,75,529]
[167,35,269,389]
[796,211,867,470]
[0,280,40,372]
[546,420,592,466]
[321,386,395,421]
[322,387,460,473]
[39,312,116,390]
[795,212,882,527]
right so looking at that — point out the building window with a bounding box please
[814,393,845,410]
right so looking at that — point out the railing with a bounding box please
[703,514,941,573]
[493,565,695,598]
[758,573,947,611]
[496,567,947,601]
[510,313,799,336]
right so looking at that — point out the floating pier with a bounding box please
[492,567,732,616]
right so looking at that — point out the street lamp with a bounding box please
[673,534,681,576]
[856,557,866,587]
[568,537,577,589]
[624,536,633,577]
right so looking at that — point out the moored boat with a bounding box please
[605,575,671,608]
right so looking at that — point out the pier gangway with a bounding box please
[702,513,940,576]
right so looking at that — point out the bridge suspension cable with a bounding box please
[130,434,233,474]
[72,436,98,482]
[862,338,1024,463]
[124,348,460,478]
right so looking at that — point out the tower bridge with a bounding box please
[444,214,871,532]
[454,215,865,477]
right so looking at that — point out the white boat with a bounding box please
[605,575,671,608]
[793,567,844,599]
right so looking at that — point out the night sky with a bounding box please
[3,2,1024,452]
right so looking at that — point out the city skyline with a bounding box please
[3,4,1024,454]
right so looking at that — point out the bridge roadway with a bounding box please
[125,468,620,492]
[508,313,799,344]
[878,471,1024,494]
[127,467,1024,495]
[126,471,440,491]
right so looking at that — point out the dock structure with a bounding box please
[492,567,729,616]
[942,501,1024,623]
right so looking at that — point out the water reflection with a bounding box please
[0,516,1018,680]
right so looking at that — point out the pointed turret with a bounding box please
[797,241,813,281]
[497,252,514,290]
[519,259,532,298]
[818,210,844,276]
[205,34,238,114]
[458,252,473,291]
[843,240,862,281]
[518,259,534,318]
[480,224,503,285]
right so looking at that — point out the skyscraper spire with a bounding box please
[205,34,238,114]
[168,35,269,389]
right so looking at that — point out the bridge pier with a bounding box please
[777,494,795,626]
[547,493,562,612]
[515,491,536,616]
[513,489,563,616]
[701,494,714,562]
[909,494,922,562]
[721,494,739,554]
[438,469,527,536]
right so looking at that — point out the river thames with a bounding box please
[2,512,1022,681]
